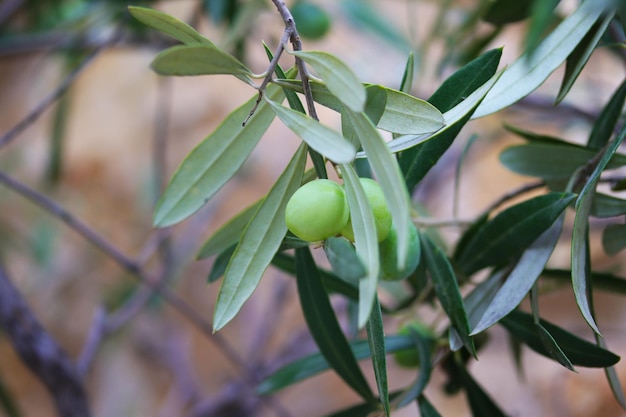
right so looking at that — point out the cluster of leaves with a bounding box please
[131,1,626,416]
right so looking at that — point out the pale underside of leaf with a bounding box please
[213,144,307,331]
[473,0,607,118]
[291,50,366,112]
[265,98,356,163]
[341,163,380,328]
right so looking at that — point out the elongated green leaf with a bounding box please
[207,243,236,283]
[265,98,356,163]
[572,126,626,334]
[291,50,366,112]
[536,321,576,371]
[597,336,626,410]
[500,143,626,179]
[474,0,608,118]
[418,396,443,417]
[197,200,261,259]
[324,237,366,283]
[456,192,575,276]
[366,297,390,417]
[542,268,626,295]
[295,247,374,401]
[128,6,214,45]
[376,89,443,135]
[275,79,443,136]
[450,269,505,351]
[525,0,560,56]
[213,144,307,330]
[588,77,626,149]
[341,163,380,328]
[384,67,502,156]
[500,310,620,367]
[399,53,415,94]
[421,234,474,356]
[393,327,433,408]
[602,224,626,255]
[556,11,614,104]
[257,334,414,394]
[344,109,412,271]
[271,252,359,300]
[483,0,532,24]
[152,44,252,78]
[154,87,282,227]
[471,216,564,335]
[263,43,306,113]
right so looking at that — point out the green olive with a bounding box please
[291,1,331,40]
[340,178,392,242]
[285,179,349,242]
[380,222,420,281]
[393,321,437,368]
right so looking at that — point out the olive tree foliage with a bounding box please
[126,0,626,415]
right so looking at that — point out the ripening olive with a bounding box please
[291,1,331,40]
[380,221,420,281]
[340,178,392,242]
[285,179,349,242]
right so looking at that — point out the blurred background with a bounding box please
[0,0,625,416]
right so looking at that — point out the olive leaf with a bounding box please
[213,144,307,331]
[128,6,214,45]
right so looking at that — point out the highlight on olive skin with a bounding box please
[285,179,350,242]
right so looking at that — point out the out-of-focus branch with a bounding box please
[0,264,90,417]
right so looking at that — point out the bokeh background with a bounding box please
[0,0,625,416]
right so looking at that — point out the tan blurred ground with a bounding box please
[0,1,625,416]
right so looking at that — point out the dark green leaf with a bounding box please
[535,321,576,371]
[455,192,575,276]
[591,193,626,217]
[291,50,366,112]
[500,143,626,179]
[542,268,626,296]
[483,0,532,25]
[324,237,366,283]
[257,335,414,395]
[271,253,359,300]
[418,396,443,417]
[556,12,613,104]
[471,216,564,335]
[421,234,474,356]
[399,53,415,94]
[151,45,252,79]
[295,247,374,401]
[450,269,505,351]
[128,6,214,45]
[207,243,236,283]
[154,87,282,227]
[366,297,390,416]
[400,49,501,191]
[588,77,626,149]
[500,310,620,367]
[602,224,626,255]
[265,98,356,163]
[504,123,569,144]
[572,125,626,334]
[474,1,607,117]
[213,144,307,330]
[263,42,306,114]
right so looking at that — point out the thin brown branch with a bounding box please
[0,170,292,417]
[0,264,90,417]
[76,306,107,377]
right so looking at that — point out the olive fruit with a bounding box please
[285,179,349,242]
[291,1,331,40]
[393,321,437,368]
[380,221,420,281]
[340,178,392,243]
